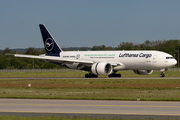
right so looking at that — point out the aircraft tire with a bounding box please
[85,74,89,78]
[160,74,165,77]
[118,73,121,77]
[108,73,121,77]
[85,73,98,78]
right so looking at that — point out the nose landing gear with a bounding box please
[160,72,165,77]
[160,68,167,77]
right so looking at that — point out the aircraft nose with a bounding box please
[166,59,177,67]
[173,59,177,65]
[170,59,177,66]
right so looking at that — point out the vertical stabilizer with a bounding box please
[39,24,62,56]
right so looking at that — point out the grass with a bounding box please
[0,70,180,101]
[0,70,179,78]
[0,71,86,78]
[0,116,179,120]
[0,116,120,120]
[0,78,180,101]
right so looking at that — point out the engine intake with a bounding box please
[91,62,112,75]
[133,70,153,75]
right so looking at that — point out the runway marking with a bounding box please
[0,103,179,108]
[0,111,180,116]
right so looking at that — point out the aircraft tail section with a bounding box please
[39,24,62,56]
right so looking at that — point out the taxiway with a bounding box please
[0,99,180,119]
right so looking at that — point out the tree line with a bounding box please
[0,39,179,69]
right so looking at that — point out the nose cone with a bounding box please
[169,59,177,67]
[173,59,177,66]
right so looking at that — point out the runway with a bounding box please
[0,99,180,119]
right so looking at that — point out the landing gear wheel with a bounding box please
[117,74,121,77]
[85,74,89,78]
[85,73,98,78]
[160,72,165,77]
[108,71,121,77]
[108,73,121,77]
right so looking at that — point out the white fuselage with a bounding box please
[60,50,177,71]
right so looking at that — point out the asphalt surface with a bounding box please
[0,99,180,119]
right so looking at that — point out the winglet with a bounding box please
[39,24,63,56]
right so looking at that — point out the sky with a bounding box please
[0,0,180,49]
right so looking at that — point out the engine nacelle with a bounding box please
[91,62,112,75]
[133,70,153,75]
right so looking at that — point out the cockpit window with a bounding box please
[166,57,174,59]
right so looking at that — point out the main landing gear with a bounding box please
[108,70,121,77]
[85,73,98,78]
[160,72,165,77]
[160,68,167,77]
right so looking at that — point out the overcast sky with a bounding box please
[0,0,180,49]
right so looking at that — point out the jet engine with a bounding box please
[91,62,112,75]
[133,70,153,75]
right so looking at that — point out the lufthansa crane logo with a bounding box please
[76,54,80,59]
[45,38,54,51]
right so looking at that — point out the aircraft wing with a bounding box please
[14,54,120,66]
[14,54,94,65]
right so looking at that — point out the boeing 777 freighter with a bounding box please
[14,24,177,78]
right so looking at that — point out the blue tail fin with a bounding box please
[39,24,62,56]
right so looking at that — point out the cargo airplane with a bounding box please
[14,24,177,78]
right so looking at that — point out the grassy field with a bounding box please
[0,70,180,101]
[1,116,177,120]
[0,116,123,120]
[0,70,179,78]
[0,77,180,101]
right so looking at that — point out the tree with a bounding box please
[80,47,88,51]
[116,42,134,50]
[91,45,111,51]
[26,47,42,55]
[3,48,11,54]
